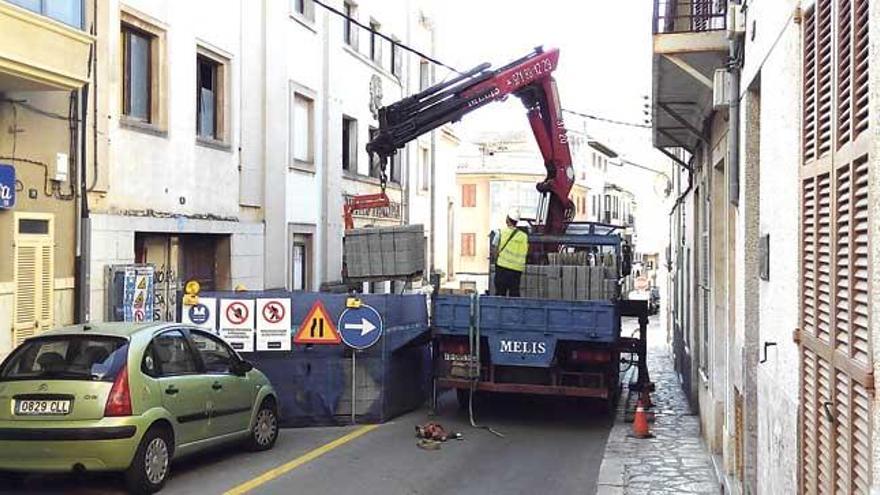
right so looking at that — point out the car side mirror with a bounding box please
[233,360,253,376]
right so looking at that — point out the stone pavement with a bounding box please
[597,316,721,495]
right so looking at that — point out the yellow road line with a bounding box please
[224,424,380,495]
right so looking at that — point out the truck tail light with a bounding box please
[569,350,611,365]
[104,365,132,417]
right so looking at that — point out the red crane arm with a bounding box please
[365,48,575,235]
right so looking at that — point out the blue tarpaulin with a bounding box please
[195,290,431,427]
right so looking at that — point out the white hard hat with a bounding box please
[507,207,521,223]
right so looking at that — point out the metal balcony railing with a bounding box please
[653,0,727,34]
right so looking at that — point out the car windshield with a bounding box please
[0,335,129,382]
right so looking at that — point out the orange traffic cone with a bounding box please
[631,399,653,439]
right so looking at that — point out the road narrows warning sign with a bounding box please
[293,300,340,344]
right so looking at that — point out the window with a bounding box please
[342,115,357,172]
[197,55,220,140]
[292,0,314,21]
[122,25,153,123]
[420,147,430,190]
[592,195,599,218]
[369,21,381,63]
[368,127,382,178]
[343,2,357,48]
[150,331,199,376]
[8,0,82,28]
[389,152,401,184]
[462,184,476,207]
[419,60,430,91]
[1,336,128,382]
[189,331,236,374]
[291,233,312,290]
[461,233,476,257]
[291,92,314,165]
[390,38,402,77]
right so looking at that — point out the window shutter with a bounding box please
[39,243,54,328]
[13,244,38,345]
[804,7,817,161]
[851,0,869,137]
[800,2,872,493]
[816,0,834,158]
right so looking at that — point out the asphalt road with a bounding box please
[2,392,614,495]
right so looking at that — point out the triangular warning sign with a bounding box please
[293,301,341,344]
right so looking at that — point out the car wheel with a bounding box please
[125,426,172,495]
[246,400,279,452]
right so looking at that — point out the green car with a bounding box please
[0,322,280,494]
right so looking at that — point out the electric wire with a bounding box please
[312,0,652,131]
[563,109,652,129]
[312,0,460,74]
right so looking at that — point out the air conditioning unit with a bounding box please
[727,4,746,38]
[713,69,730,110]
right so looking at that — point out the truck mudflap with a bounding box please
[486,334,557,367]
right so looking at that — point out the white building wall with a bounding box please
[87,0,265,320]
[738,0,801,492]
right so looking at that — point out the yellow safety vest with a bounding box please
[496,227,528,272]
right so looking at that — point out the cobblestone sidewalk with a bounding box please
[597,317,721,495]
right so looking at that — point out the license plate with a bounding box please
[15,399,71,416]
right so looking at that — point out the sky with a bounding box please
[430,0,672,253]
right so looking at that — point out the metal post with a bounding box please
[351,351,357,425]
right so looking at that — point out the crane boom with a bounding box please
[364,47,575,235]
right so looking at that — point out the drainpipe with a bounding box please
[429,25,437,279]
[75,84,90,323]
[728,1,742,207]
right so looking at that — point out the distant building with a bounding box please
[453,130,600,293]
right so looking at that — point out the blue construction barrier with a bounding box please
[195,290,431,427]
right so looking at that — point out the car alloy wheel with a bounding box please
[144,436,169,485]
[254,408,278,447]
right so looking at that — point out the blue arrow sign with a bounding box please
[338,305,383,350]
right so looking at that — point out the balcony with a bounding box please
[651,0,729,151]
[0,1,93,91]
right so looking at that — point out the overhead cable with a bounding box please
[311,0,461,74]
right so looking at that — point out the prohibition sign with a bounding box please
[226,301,249,325]
[262,300,286,324]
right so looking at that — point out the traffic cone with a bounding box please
[631,399,653,439]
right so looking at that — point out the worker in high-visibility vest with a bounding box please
[494,208,528,297]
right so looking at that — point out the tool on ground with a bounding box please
[415,422,462,450]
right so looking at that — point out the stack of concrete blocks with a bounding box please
[344,224,425,278]
[514,261,620,301]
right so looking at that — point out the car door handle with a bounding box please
[165,386,179,395]
[212,382,223,391]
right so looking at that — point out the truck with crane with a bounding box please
[360,47,651,411]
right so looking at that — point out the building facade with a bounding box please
[655,0,879,493]
[454,131,596,293]
[272,0,444,292]
[0,0,93,358]
[86,0,266,324]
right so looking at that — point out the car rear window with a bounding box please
[0,336,129,382]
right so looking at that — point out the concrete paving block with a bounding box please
[590,266,604,299]
[562,266,577,300]
[576,266,589,300]
[547,266,562,299]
